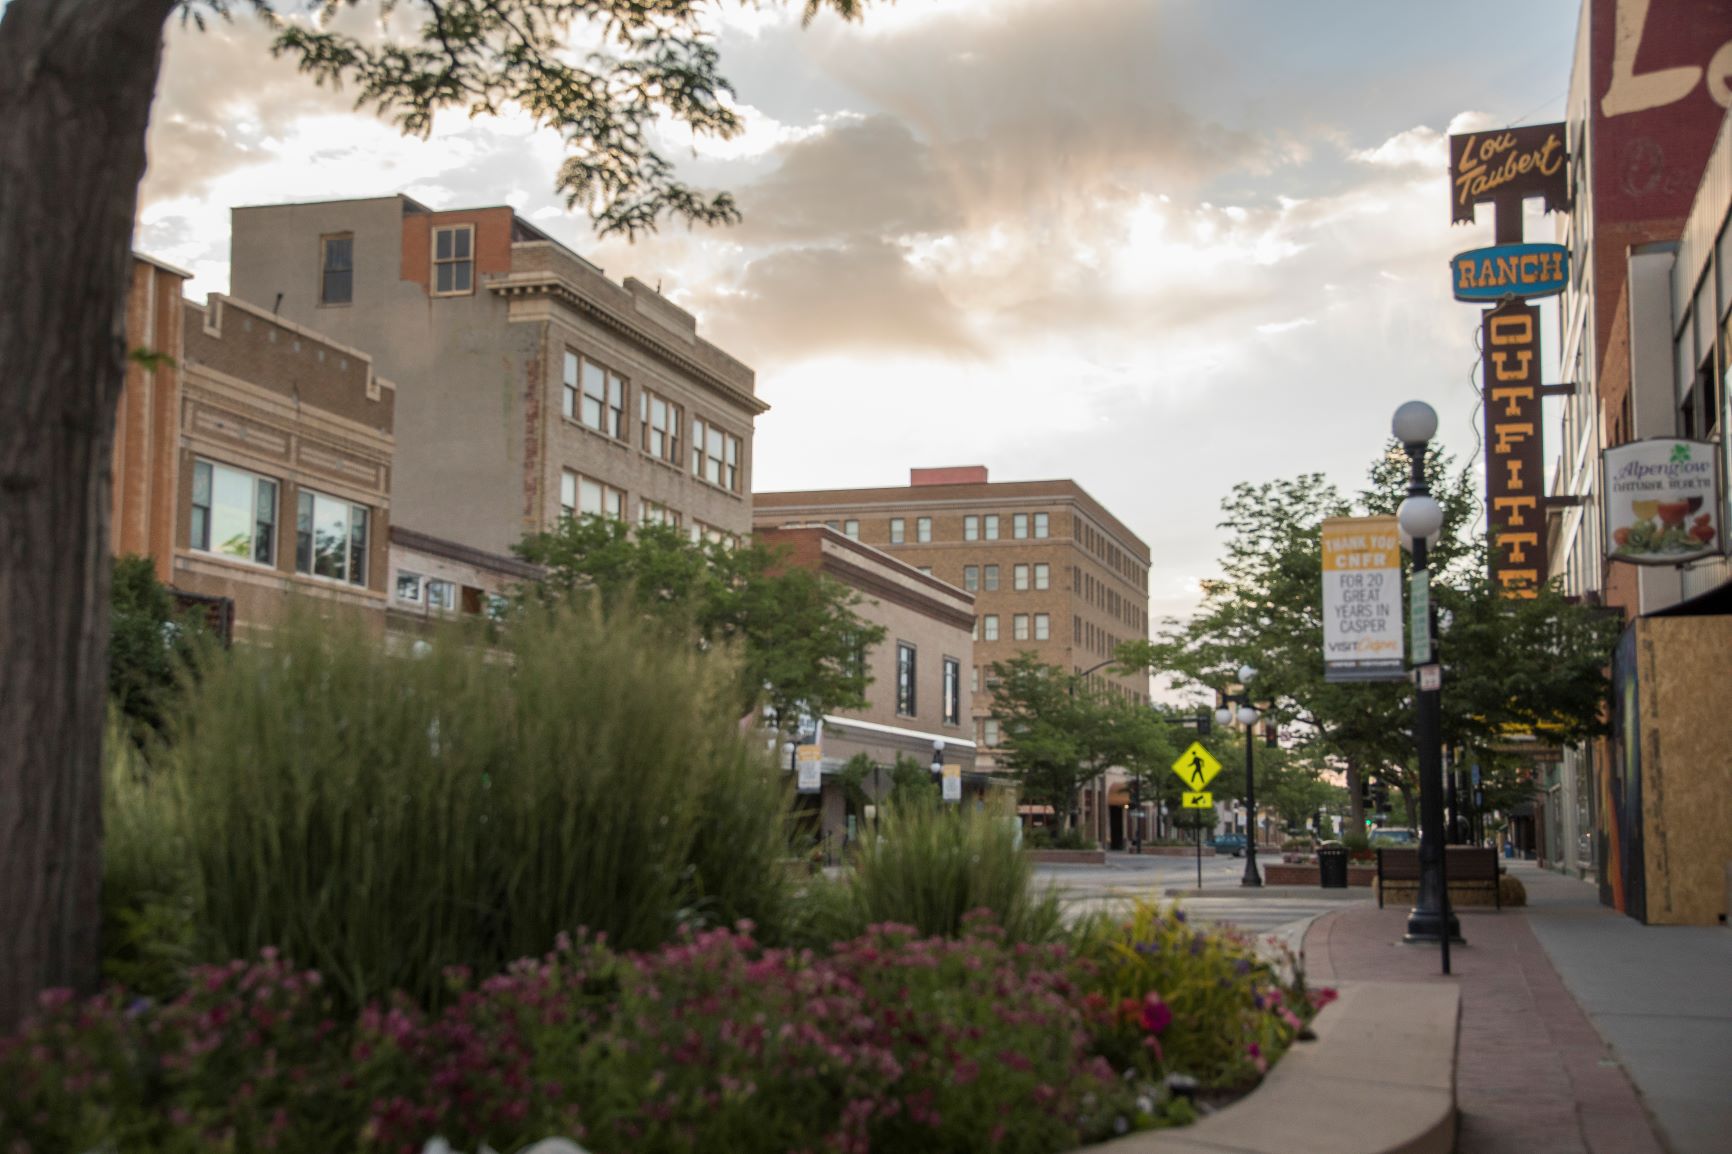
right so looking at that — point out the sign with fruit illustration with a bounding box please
[1603,440,1722,565]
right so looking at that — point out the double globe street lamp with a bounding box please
[1215,664,1263,889]
[1391,400,1461,962]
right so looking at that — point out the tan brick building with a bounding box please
[754,467,1153,774]
[113,255,396,636]
[226,195,765,560]
[757,524,983,854]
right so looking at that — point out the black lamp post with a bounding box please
[1392,400,1461,957]
[1215,664,1262,888]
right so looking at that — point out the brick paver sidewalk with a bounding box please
[1304,902,1664,1154]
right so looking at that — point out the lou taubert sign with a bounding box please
[1321,516,1406,683]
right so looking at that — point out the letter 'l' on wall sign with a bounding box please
[1452,243,1569,302]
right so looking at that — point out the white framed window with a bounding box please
[983,718,1000,746]
[562,351,578,421]
[918,566,933,575]
[942,657,961,726]
[1014,564,1029,591]
[426,578,457,611]
[983,614,999,641]
[843,520,859,539]
[1035,563,1050,590]
[431,224,474,296]
[190,458,278,566]
[971,666,979,693]
[639,390,681,463]
[1013,614,1030,641]
[576,356,626,439]
[320,234,353,305]
[964,515,979,541]
[395,570,423,603]
[1034,512,1049,539]
[963,565,979,592]
[896,642,917,717]
[917,517,932,543]
[1034,613,1050,641]
[1013,513,1028,539]
[984,514,1000,540]
[983,564,999,591]
[295,489,369,585]
[890,518,905,544]
[561,470,624,521]
[640,499,680,528]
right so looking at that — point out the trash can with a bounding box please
[1318,845,1349,890]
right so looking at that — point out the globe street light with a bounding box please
[1218,665,1262,888]
[1392,400,1460,965]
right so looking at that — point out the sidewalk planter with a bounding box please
[1078,982,1460,1154]
[1262,863,1376,887]
[1134,846,1216,858]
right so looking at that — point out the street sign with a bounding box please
[796,744,822,793]
[1417,664,1442,692]
[941,763,962,803]
[1409,570,1432,664]
[1181,791,1214,809]
[1171,742,1222,790]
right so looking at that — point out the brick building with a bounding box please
[757,524,983,854]
[225,195,765,560]
[754,467,1152,775]
[113,254,396,635]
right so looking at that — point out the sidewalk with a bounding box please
[1304,865,1666,1154]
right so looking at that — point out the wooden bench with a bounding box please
[1377,846,1501,909]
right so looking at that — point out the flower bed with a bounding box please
[1,909,1327,1154]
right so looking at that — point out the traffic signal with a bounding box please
[1196,710,1211,736]
[1264,722,1278,747]
[1372,781,1389,811]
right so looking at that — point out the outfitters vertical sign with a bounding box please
[1484,300,1547,596]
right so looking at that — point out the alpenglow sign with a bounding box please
[1321,516,1406,683]
[1451,243,1569,301]
[1603,439,1722,565]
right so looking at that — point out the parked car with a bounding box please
[1211,832,1248,857]
[1368,827,1417,848]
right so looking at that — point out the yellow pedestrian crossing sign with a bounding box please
[1171,741,1222,790]
[1182,791,1214,809]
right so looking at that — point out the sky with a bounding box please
[134,0,1582,626]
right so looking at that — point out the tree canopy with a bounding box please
[514,516,886,730]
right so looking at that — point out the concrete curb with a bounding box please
[1082,981,1460,1154]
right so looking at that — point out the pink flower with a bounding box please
[1140,993,1172,1035]
[1247,1042,1268,1074]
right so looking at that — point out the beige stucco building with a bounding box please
[226,195,765,560]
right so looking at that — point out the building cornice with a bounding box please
[491,275,770,418]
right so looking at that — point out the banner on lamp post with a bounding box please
[941,763,962,803]
[1321,516,1407,683]
[796,744,822,793]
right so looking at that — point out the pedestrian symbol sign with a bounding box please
[1181,791,1214,809]
[1171,742,1222,790]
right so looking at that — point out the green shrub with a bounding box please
[104,602,791,1009]
[821,796,1065,944]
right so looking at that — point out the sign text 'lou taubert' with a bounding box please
[1603,439,1723,565]
[1321,516,1407,683]
[1483,299,1547,596]
[1448,122,1569,240]
[1451,243,1569,301]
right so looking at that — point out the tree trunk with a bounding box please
[0,0,176,1033]
[1346,761,1364,833]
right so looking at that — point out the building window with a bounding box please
[432,224,474,295]
[971,666,980,693]
[896,642,917,717]
[1013,614,1030,641]
[918,566,933,576]
[320,235,353,305]
[1074,615,1082,643]
[691,418,741,490]
[577,357,626,439]
[983,614,999,641]
[964,515,979,541]
[983,718,1000,746]
[640,499,679,528]
[561,470,624,520]
[562,351,578,421]
[1014,564,1030,591]
[1013,513,1028,539]
[1034,613,1050,641]
[1034,563,1050,590]
[890,518,905,544]
[395,570,423,602]
[844,520,859,540]
[295,489,368,585]
[426,578,457,611]
[917,516,932,543]
[942,658,961,726]
[1034,512,1049,539]
[190,458,277,565]
[639,390,681,463]
[963,565,979,592]
[984,564,999,591]
[984,514,1000,540]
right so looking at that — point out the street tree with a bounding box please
[0,0,864,1028]
[515,517,886,734]
[1120,443,1622,834]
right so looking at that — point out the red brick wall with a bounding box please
[399,206,515,290]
